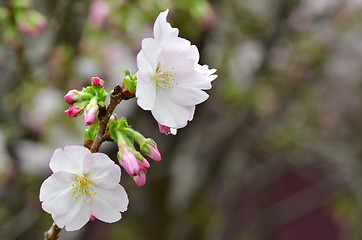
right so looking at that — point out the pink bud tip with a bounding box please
[64,103,82,117]
[137,158,150,171]
[64,92,76,104]
[84,108,97,126]
[133,170,146,187]
[147,144,161,161]
[92,77,104,87]
[89,215,96,221]
[121,149,140,176]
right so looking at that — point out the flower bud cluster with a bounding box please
[64,77,108,128]
[108,116,161,187]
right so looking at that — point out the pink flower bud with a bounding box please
[158,123,177,135]
[147,144,161,161]
[92,77,104,87]
[133,170,146,187]
[64,92,76,104]
[119,149,140,176]
[89,215,96,221]
[137,158,150,171]
[64,103,82,117]
[84,107,97,126]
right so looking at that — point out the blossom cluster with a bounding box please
[64,77,107,126]
[108,116,161,187]
[40,9,216,234]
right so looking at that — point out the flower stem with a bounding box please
[44,222,61,240]
[89,84,135,153]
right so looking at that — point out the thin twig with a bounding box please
[44,223,61,240]
[90,85,134,153]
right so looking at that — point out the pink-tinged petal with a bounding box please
[158,124,177,135]
[153,9,179,42]
[49,147,86,174]
[83,153,121,189]
[91,194,122,223]
[53,200,91,231]
[133,170,147,187]
[40,172,75,215]
[93,185,128,212]
[152,89,195,128]
[158,123,171,135]
[166,85,209,106]
[136,77,157,110]
[137,38,161,79]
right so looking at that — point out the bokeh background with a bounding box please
[1,0,362,239]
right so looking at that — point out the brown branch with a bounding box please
[90,85,134,153]
[44,222,61,240]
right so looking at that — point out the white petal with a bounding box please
[178,69,213,90]
[166,85,209,106]
[137,38,161,80]
[83,153,121,189]
[40,172,75,215]
[152,89,195,128]
[153,9,179,42]
[53,200,91,231]
[94,185,128,212]
[170,128,177,135]
[49,147,82,174]
[160,38,196,73]
[64,146,90,168]
[91,194,122,223]
[136,77,157,110]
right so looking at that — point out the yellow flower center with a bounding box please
[154,65,179,89]
[71,174,97,203]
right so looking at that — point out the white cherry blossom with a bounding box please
[136,9,217,131]
[39,146,128,231]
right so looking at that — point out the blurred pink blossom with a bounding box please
[88,0,110,28]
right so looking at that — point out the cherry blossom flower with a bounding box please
[136,9,217,133]
[39,146,128,231]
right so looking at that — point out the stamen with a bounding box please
[154,65,179,89]
[72,174,97,202]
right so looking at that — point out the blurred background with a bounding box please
[0,0,362,239]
